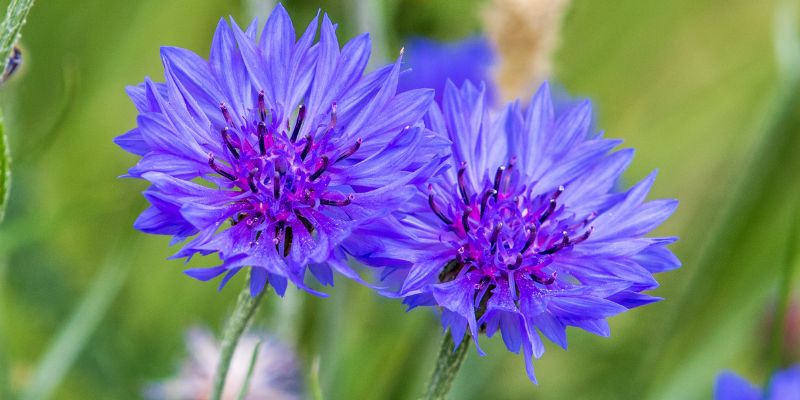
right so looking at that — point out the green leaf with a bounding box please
[0,0,35,223]
[236,340,262,400]
[0,0,34,66]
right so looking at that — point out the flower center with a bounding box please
[206,91,361,257]
[429,159,595,287]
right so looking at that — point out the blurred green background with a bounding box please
[1,0,799,399]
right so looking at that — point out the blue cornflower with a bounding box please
[715,365,800,400]
[115,4,444,296]
[398,36,495,105]
[348,81,679,382]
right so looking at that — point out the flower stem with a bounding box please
[421,331,469,400]
[211,271,266,400]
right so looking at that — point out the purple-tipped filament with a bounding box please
[205,93,361,257]
[428,160,595,295]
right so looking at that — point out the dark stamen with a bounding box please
[532,271,557,285]
[290,104,306,142]
[438,259,461,283]
[539,186,565,223]
[283,226,293,257]
[554,185,565,199]
[247,168,259,193]
[461,207,472,234]
[221,127,239,159]
[572,226,593,244]
[335,138,362,163]
[480,189,497,218]
[493,166,505,196]
[428,185,453,225]
[457,163,470,204]
[257,121,267,155]
[539,199,557,223]
[274,221,284,251]
[309,156,329,181]
[490,223,503,255]
[583,211,597,227]
[294,210,315,234]
[207,154,236,181]
[258,90,267,122]
[273,174,281,199]
[320,193,354,207]
[300,135,314,160]
[539,231,570,255]
[520,225,538,253]
[219,103,234,127]
[508,253,523,270]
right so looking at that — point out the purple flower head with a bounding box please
[115,4,444,296]
[349,81,679,382]
[715,365,800,400]
[398,36,495,105]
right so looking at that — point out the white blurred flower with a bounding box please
[146,327,304,400]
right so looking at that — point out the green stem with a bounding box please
[211,272,266,400]
[421,331,469,400]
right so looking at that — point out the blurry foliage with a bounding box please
[0,0,797,399]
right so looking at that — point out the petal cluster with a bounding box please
[715,365,800,400]
[115,5,444,296]
[349,81,679,382]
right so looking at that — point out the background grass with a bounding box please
[0,0,798,399]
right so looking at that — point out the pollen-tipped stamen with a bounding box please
[221,127,240,159]
[335,138,362,163]
[247,168,259,193]
[493,166,505,197]
[300,135,314,160]
[539,231,570,255]
[480,189,497,218]
[219,102,234,127]
[207,153,236,181]
[290,104,306,142]
[532,271,557,285]
[257,90,267,122]
[320,193,354,207]
[520,225,538,253]
[461,207,472,234]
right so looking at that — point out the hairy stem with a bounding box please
[211,272,266,400]
[421,331,469,400]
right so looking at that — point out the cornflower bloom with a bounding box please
[349,81,679,382]
[115,4,445,296]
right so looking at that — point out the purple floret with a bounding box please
[115,4,447,297]
[348,80,680,382]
